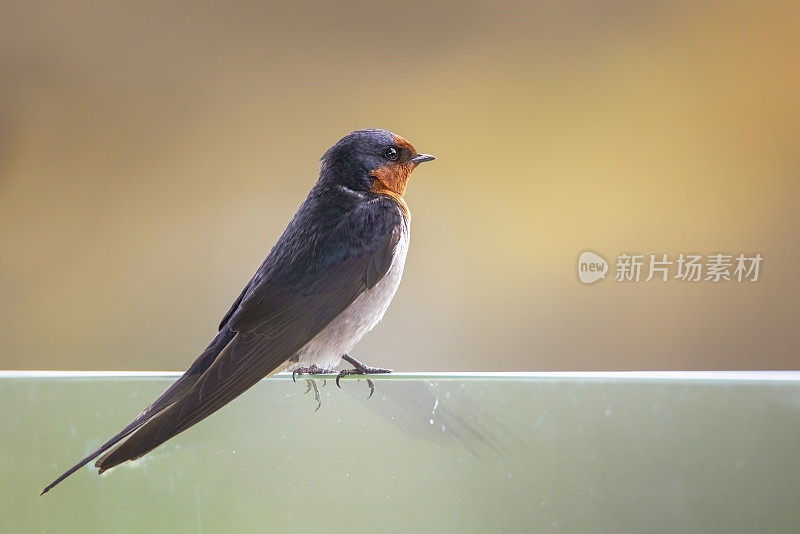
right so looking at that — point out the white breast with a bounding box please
[291,219,410,371]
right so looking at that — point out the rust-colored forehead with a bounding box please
[391,134,416,154]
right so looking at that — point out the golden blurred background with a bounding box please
[1,1,798,371]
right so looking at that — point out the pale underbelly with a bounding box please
[289,224,410,371]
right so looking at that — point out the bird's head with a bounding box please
[320,129,435,198]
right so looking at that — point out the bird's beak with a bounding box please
[411,154,436,165]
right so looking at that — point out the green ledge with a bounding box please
[2,371,799,532]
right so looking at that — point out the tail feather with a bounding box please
[40,423,137,496]
[40,329,235,495]
[94,403,187,474]
[94,355,291,474]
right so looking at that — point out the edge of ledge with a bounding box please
[2,370,800,382]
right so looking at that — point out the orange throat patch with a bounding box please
[370,163,412,219]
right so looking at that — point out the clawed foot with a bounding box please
[292,365,333,411]
[337,353,392,399]
[292,364,332,383]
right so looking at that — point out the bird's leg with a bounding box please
[292,364,334,411]
[340,353,393,374]
[337,353,393,399]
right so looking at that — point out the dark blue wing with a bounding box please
[92,196,405,471]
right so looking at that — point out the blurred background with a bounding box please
[1,1,798,371]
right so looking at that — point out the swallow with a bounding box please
[41,128,435,495]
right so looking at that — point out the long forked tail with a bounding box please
[40,417,146,495]
[40,329,236,495]
[91,332,292,474]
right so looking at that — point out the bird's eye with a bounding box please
[384,146,399,161]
